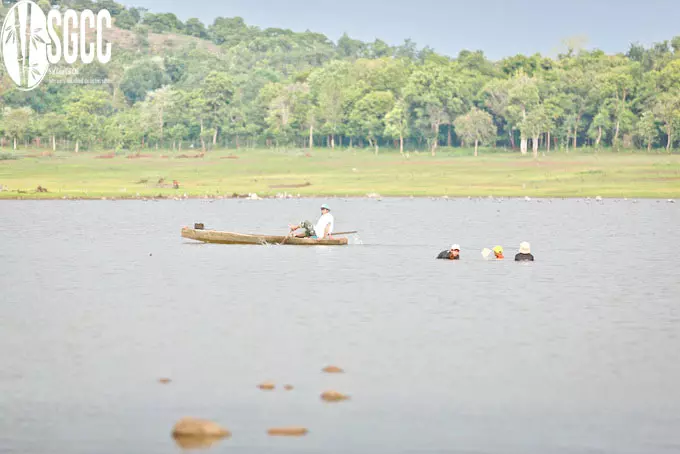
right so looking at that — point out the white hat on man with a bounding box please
[519,242,531,254]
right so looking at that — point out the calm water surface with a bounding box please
[1,198,679,454]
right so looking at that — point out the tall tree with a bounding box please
[559,56,599,148]
[3,107,33,150]
[201,72,234,146]
[308,61,351,149]
[453,107,496,156]
[506,73,541,154]
[142,86,174,147]
[384,99,410,156]
[588,107,611,149]
[522,105,549,158]
[40,112,66,152]
[185,18,208,38]
[404,62,461,155]
[598,58,638,147]
[348,91,395,154]
[483,78,514,149]
[65,90,111,152]
[653,94,680,151]
[636,111,659,151]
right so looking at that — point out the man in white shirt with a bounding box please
[289,204,334,239]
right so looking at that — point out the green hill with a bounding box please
[0,0,678,156]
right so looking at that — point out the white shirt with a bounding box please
[315,213,334,238]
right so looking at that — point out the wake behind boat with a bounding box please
[181,227,349,246]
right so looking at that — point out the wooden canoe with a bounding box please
[181,228,348,246]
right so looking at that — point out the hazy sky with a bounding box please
[126,0,679,59]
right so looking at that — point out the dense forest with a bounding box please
[1,0,680,155]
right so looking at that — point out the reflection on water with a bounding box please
[173,435,226,450]
[0,198,679,454]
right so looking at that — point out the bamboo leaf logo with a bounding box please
[2,1,112,90]
[30,62,40,78]
[31,27,45,49]
[1,0,51,90]
[4,25,15,44]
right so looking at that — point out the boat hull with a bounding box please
[181,228,348,246]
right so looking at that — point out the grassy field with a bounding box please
[1,147,679,199]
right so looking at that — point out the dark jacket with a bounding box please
[514,253,534,261]
[437,250,460,260]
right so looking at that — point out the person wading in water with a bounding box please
[514,242,534,261]
[437,244,460,260]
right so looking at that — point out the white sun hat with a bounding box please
[519,242,531,254]
[450,244,461,251]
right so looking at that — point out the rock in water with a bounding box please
[258,381,276,390]
[322,365,344,373]
[173,435,224,449]
[171,417,230,438]
[267,427,308,436]
[321,390,350,402]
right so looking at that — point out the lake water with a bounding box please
[1,198,679,454]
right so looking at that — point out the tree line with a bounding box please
[1,0,679,155]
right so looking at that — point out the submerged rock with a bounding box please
[321,390,350,402]
[267,427,308,436]
[171,417,230,438]
[322,365,344,374]
[173,435,225,449]
[258,381,276,390]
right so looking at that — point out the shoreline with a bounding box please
[2,149,679,200]
[0,194,676,201]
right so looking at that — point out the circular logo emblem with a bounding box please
[1,0,50,91]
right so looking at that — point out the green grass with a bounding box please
[0,147,679,199]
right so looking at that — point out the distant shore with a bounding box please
[1,148,679,199]
[0,194,680,203]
